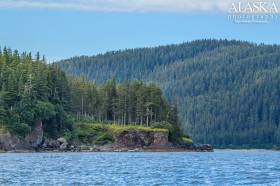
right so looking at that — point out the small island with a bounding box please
[0,48,212,152]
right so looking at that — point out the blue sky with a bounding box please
[0,0,280,61]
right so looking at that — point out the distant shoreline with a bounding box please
[2,148,280,153]
[0,148,206,153]
[214,148,279,151]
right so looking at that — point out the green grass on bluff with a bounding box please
[66,123,168,145]
[64,122,193,146]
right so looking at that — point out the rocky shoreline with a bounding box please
[0,137,213,153]
[38,138,213,152]
[0,124,213,153]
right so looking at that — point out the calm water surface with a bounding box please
[0,150,280,185]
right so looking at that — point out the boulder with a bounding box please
[57,137,68,150]
[195,144,213,152]
[59,143,68,150]
[57,137,67,144]
[42,139,60,149]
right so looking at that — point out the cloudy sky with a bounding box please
[0,0,279,61]
[0,0,232,12]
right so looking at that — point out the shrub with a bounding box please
[73,123,114,145]
[181,137,193,145]
[11,122,31,137]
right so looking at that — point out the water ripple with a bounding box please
[0,150,280,185]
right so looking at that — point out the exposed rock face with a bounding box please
[115,129,170,149]
[25,121,43,148]
[0,120,43,151]
[150,131,169,147]
[0,132,31,151]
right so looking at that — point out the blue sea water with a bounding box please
[0,150,280,185]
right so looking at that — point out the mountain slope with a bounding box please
[57,39,280,148]
[59,39,250,83]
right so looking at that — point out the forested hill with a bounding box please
[0,47,185,145]
[57,39,280,148]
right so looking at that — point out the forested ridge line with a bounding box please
[58,39,252,83]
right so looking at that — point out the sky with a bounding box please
[0,0,280,62]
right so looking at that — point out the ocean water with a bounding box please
[0,150,280,185]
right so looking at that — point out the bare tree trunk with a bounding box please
[150,108,153,124]
[81,95,84,116]
[124,113,126,126]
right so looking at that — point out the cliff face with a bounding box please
[0,132,31,151]
[115,129,170,149]
[0,121,43,151]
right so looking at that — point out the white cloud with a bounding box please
[0,0,230,12]
[0,0,274,13]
